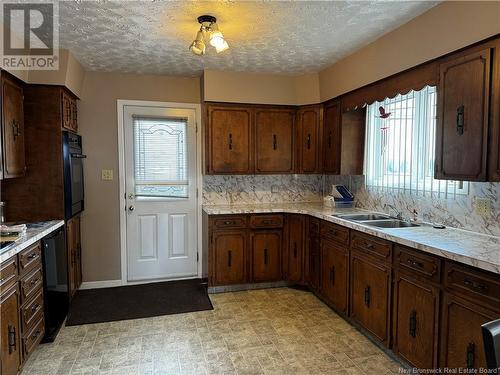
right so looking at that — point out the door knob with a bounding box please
[128,205,135,211]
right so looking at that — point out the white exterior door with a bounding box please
[123,105,197,282]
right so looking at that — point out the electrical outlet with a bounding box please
[101,169,113,181]
[475,198,491,216]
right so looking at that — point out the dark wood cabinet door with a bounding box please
[350,253,391,346]
[287,215,304,283]
[207,106,253,174]
[489,45,500,181]
[308,237,320,291]
[1,286,22,375]
[297,105,321,173]
[251,231,281,282]
[322,101,341,174]
[213,231,246,285]
[321,240,349,314]
[2,74,25,178]
[435,48,491,181]
[255,109,295,173]
[440,293,497,371]
[393,272,440,369]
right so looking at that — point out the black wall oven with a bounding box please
[63,132,86,219]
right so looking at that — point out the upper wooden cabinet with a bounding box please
[206,104,253,174]
[1,72,26,179]
[296,105,322,173]
[61,90,78,133]
[255,108,295,173]
[322,100,341,174]
[435,47,492,181]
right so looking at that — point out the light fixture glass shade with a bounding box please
[189,30,205,55]
[214,38,229,53]
[209,25,229,53]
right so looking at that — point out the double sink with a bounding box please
[335,213,420,228]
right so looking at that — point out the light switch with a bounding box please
[101,169,113,181]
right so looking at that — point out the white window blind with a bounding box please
[365,86,468,198]
[133,116,188,198]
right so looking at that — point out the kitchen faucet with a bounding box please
[384,203,403,220]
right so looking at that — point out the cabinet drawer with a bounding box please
[212,216,247,230]
[0,256,18,293]
[249,215,283,229]
[351,232,392,263]
[21,289,43,333]
[395,245,441,283]
[22,316,44,360]
[20,267,43,304]
[320,221,349,246]
[19,242,42,276]
[445,262,500,309]
[308,217,320,236]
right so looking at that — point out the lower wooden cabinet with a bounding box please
[350,251,391,346]
[1,285,22,375]
[212,231,247,285]
[393,271,440,369]
[251,230,282,282]
[286,214,304,283]
[440,293,497,370]
[320,239,349,314]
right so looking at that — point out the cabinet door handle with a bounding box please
[8,325,16,353]
[466,342,475,369]
[364,286,370,307]
[306,134,311,149]
[228,133,233,150]
[330,266,335,285]
[11,120,21,139]
[456,105,464,135]
[273,134,277,150]
[264,248,268,265]
[293,243,297,259]
[227,250,232,267]
[409,310,417,338]
[328,131,332,148]
[463,278,488,292]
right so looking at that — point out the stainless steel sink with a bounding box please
[337,213,391,221]
[362,219,420,228]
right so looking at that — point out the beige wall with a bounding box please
[319,1,500,101]
[79,72,200,282]
[203,69,320,105]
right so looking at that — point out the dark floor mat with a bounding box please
[66,278,213,326]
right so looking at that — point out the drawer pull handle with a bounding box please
[0,277,4,283]
[463,278,488,292]
[227,250,232,268]
[31,303,40,313]
[364,242,374,249]
[330,266,335,285]
[31,330,41,340]
[264,248,268,265]
[27,253,38,260]
[8,325,16,353]
[30,278,40,286]
[409,310,417,338]
[261,220,273,225]
[466,342,475,369]
[223,221,234,225]
[406,258,424,268]
[364,286,370,307]
[293,243,297,259]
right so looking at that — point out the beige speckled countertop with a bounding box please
[203,202,500,274]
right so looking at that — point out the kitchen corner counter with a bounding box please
[203,202,500,274]
[0,220,65,263]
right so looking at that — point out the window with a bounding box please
[365,86,468,197]
[133,116,188,198]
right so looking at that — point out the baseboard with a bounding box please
[79,279,122,290]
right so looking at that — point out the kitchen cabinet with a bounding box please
[61,90,78,133]
[212,231,247,285]
[320,239,349,315]
[1,72,25,179]
[286,214,304,284]
[1,285,22,375]
[206,104,253,174]
[67,215,82,297]
[350,248,391,346]
[296,105,322,173]
[251,230,282,282]
[435,48,491,181]
[322,100,341,174]
[255,108,295,173]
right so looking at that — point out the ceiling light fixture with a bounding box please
[189,15,229,55]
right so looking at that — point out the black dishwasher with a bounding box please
[41,227,69,342]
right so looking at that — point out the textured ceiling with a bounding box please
[59,1,439,77]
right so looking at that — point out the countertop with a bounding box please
[0,220,65,263]
[203,202,500,274]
